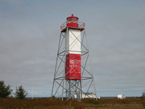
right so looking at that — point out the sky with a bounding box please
[0,0,145,97]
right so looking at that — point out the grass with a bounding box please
[0,97,145,109]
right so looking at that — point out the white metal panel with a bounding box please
[74,93,96,99]
[65,28,81,54]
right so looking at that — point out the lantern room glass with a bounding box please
[67,18,78,23]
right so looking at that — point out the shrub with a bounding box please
[88,99,100,104]
[0,81,13,98]
[14,86,28,99]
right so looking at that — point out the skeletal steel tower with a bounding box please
[51,14,97,100]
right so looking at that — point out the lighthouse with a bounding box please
[51,14,97,100]
[64,14,84,80]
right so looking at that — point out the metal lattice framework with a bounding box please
[51,28,97,100]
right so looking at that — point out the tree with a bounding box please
[0,81,13,98]
[15,86,28,99]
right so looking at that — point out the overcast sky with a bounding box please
[0,0,145,97]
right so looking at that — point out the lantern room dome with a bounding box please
[67,14,78,21]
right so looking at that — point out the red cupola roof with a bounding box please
[67,14,79,20]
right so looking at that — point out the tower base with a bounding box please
[65,80,82,100]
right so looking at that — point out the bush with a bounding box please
[0,81,13,98]
[14,86,28,99]
[88,99,100,104]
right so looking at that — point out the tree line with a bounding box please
[0,81,27,99]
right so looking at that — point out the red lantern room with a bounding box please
[67,14,79,28]
[61,14,85,32]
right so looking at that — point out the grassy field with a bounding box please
[0,97,145,109]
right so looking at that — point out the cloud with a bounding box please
[0,0,145,97]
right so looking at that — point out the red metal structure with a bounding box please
[65,53,81,80]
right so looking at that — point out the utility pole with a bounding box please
[32,85,34,99]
